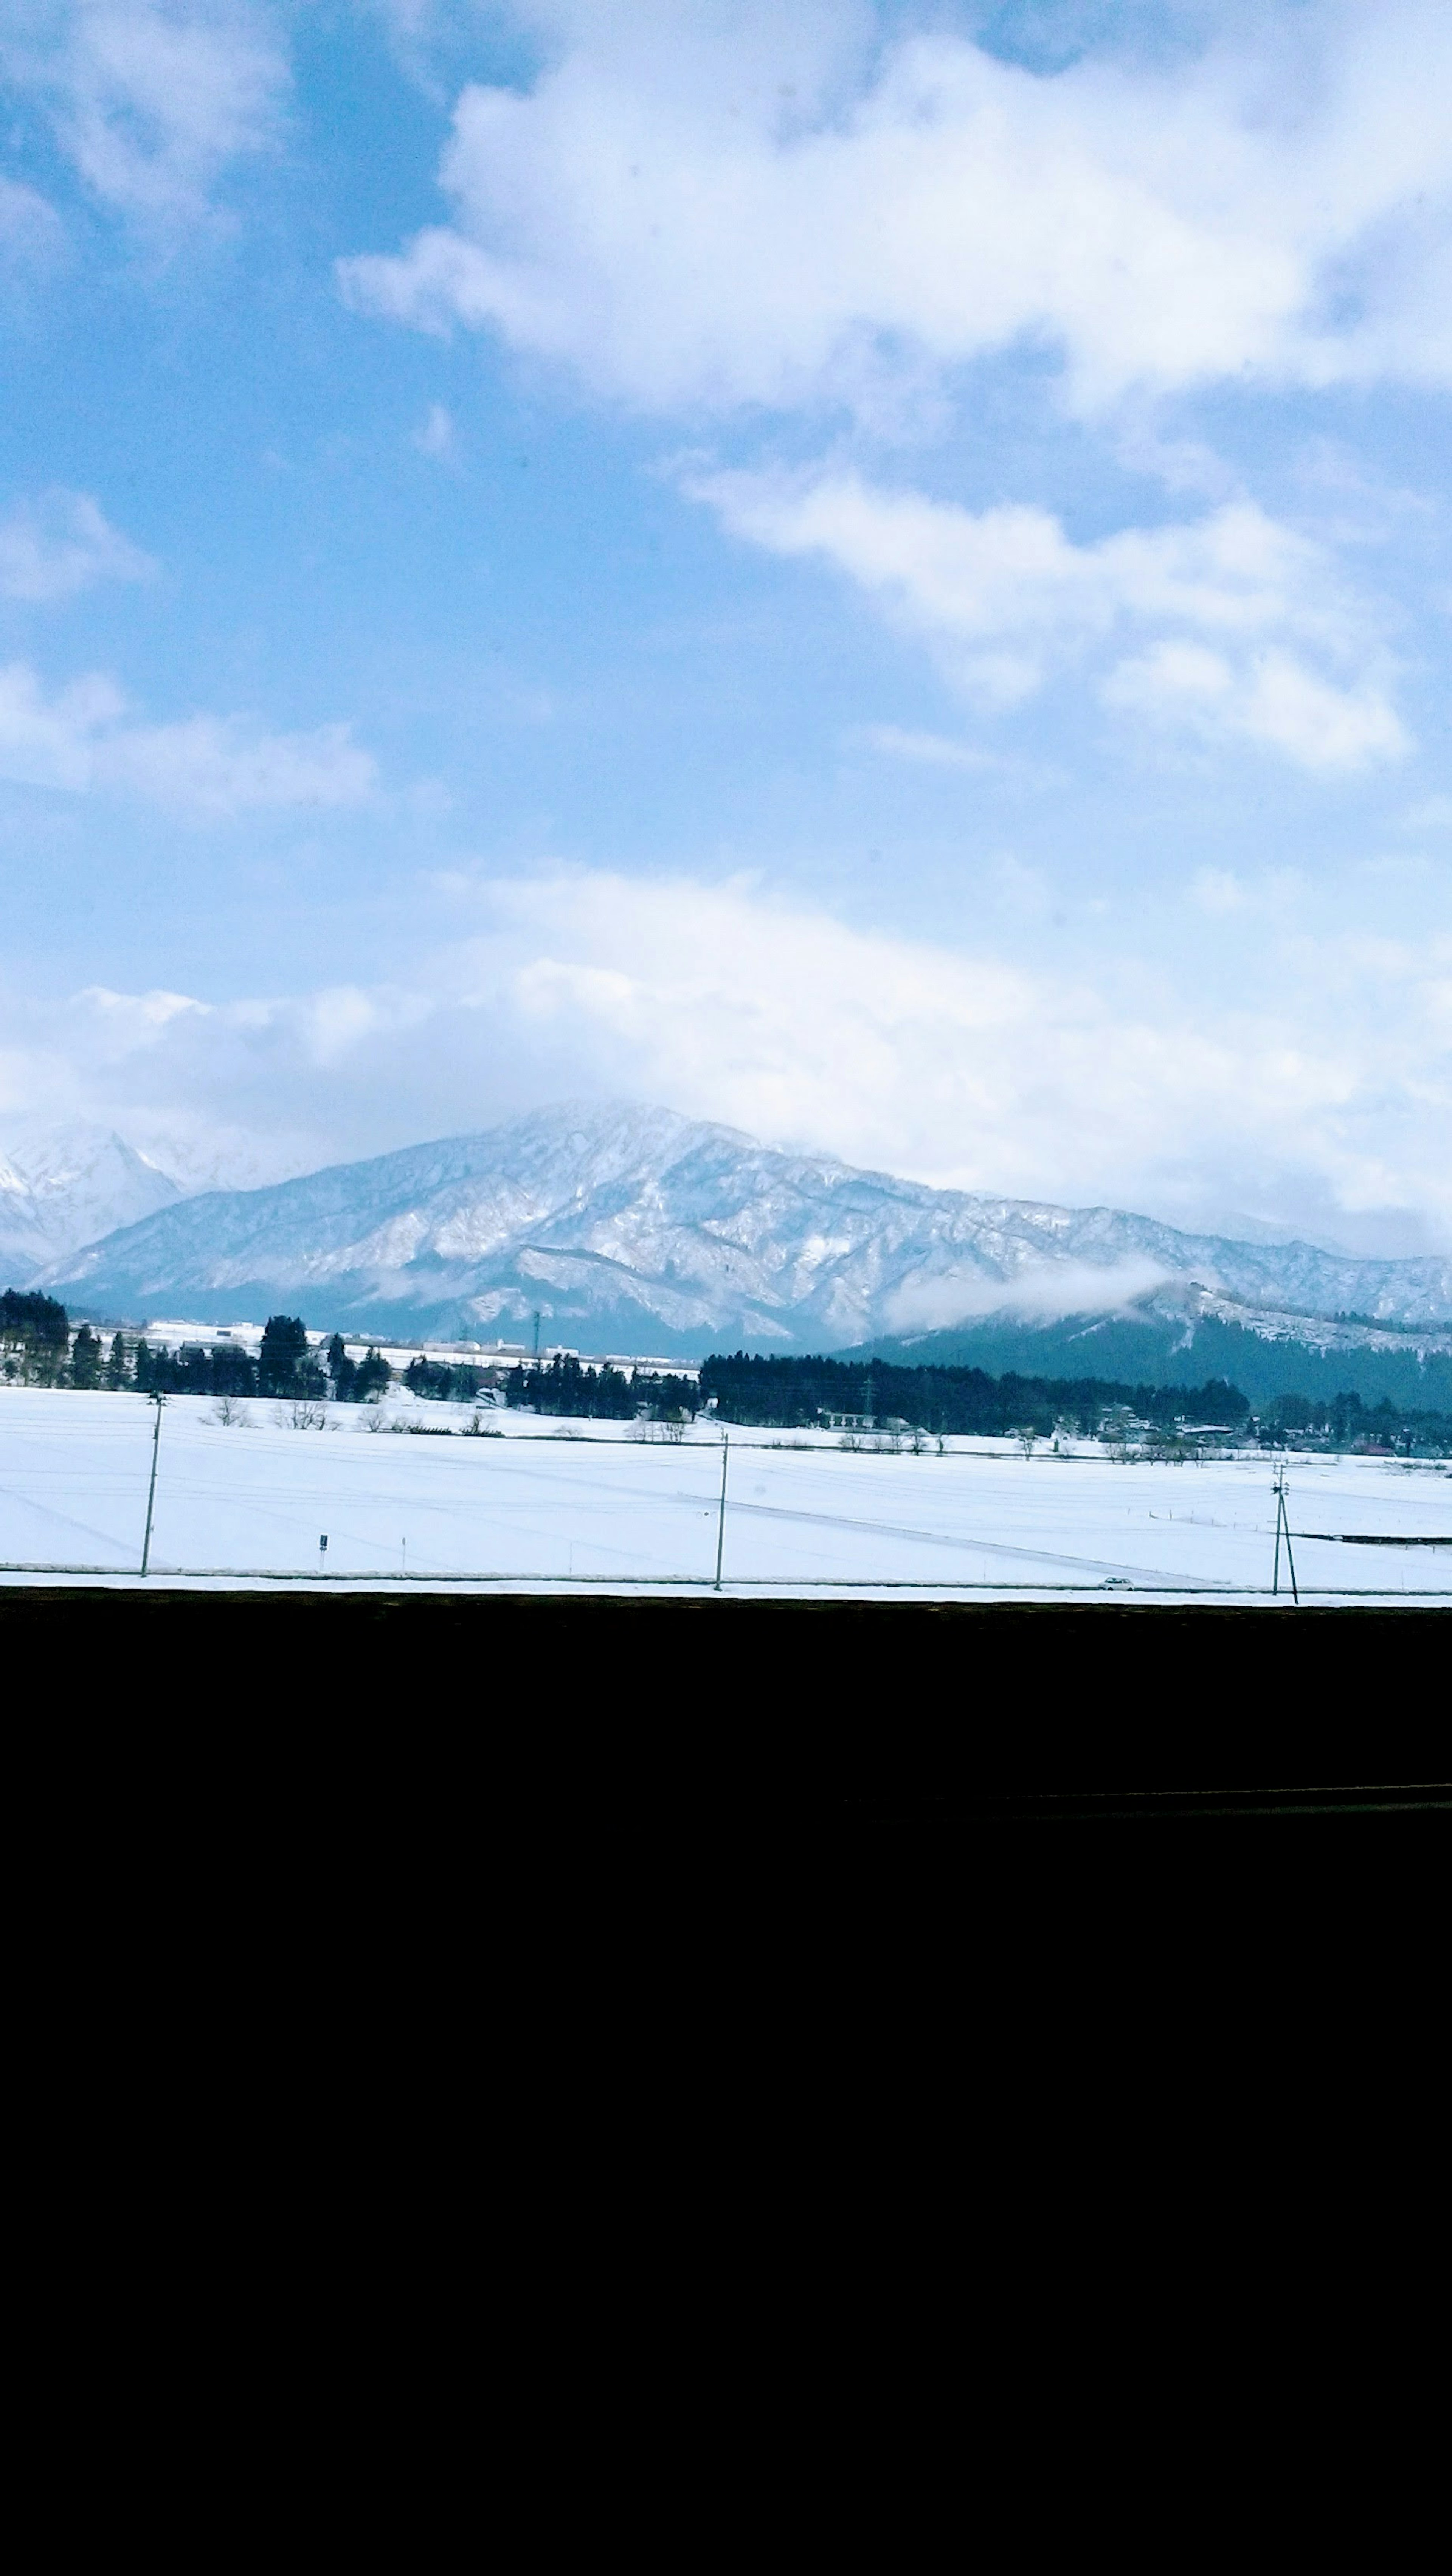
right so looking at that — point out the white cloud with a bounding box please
[859,724,999,771]
[0,661,377,813]
[412,400,456,458]
[1103,643,1407,772]
[883,1257,1174,1334]
[1190,868,1248,917]
[96,713,377,814]
[0,174,63,262]
[1402,795,1452,831]
[0,489,156,601]
[2,1,287,229]
[0,663,124,790]
[339,5,1452,414]
[691,466,1405,769]
[3,866,1447,1242]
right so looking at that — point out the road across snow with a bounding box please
[0,1392,1448,1598]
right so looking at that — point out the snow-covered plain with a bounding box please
[1,1391,1448,1599]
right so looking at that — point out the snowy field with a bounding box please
[2,1389,1449,1600]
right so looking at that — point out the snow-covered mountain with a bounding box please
[1,1124,181,1281]
[40,1103,1452,1364]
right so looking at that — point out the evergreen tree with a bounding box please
[327,1333,358,1400]
[1,1289,70,1383]
[354,1347,392,1403]
[70,1324,102,1389]
[104,1331,131,1390]
[210,1341,257,1398]
[259,1314,310,1396]
[503,1354,664,1420]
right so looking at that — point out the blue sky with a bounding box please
[2,0,1449,1248]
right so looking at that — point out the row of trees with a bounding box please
[126,1323,395,1401]
[697,1353,1452,1450]
[9,1290,1450,1448]
[1256,1387,1450,1452]
[697,1353,1255,1437]
[502,1352,700,1420]
[404,1356,491,1404]
[3,1299,397,1400]
[1,1291,69,1379]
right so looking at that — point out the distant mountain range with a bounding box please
[30,1102,1452,1406]
[0,1124,180,1279]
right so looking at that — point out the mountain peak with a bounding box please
[1,1120,181,1280]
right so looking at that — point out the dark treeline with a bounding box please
[700,1352,1250,1435]
[697,1353,1452,1451]
[2,1297,394,1400]
[503,1352,699,1420]
[404,1356,489,1403]
[130,1323,393,1400]
[1252,1386,1452,1451]
[1,1290,70,1379]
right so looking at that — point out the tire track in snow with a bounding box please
[718,1496,1229,1589]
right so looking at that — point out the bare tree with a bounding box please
[207,1393,248,1427]
[1016,1427,1038,1462]
[277,1397,327,1430]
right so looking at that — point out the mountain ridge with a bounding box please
[38,1105,1452,1385]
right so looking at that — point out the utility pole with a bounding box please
[714,1432,729,1592]
[1271,1463,1299,1604]
[140,1392,165,1577]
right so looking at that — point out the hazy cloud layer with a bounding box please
[2,868,1448,1246]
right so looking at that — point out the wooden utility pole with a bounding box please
[714,1432,729,1592]
[140,1393,165,1577]
[1272,1463,1299,1604]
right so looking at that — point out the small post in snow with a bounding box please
[714,1432,729,1593]
[140,1392,165,1578]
